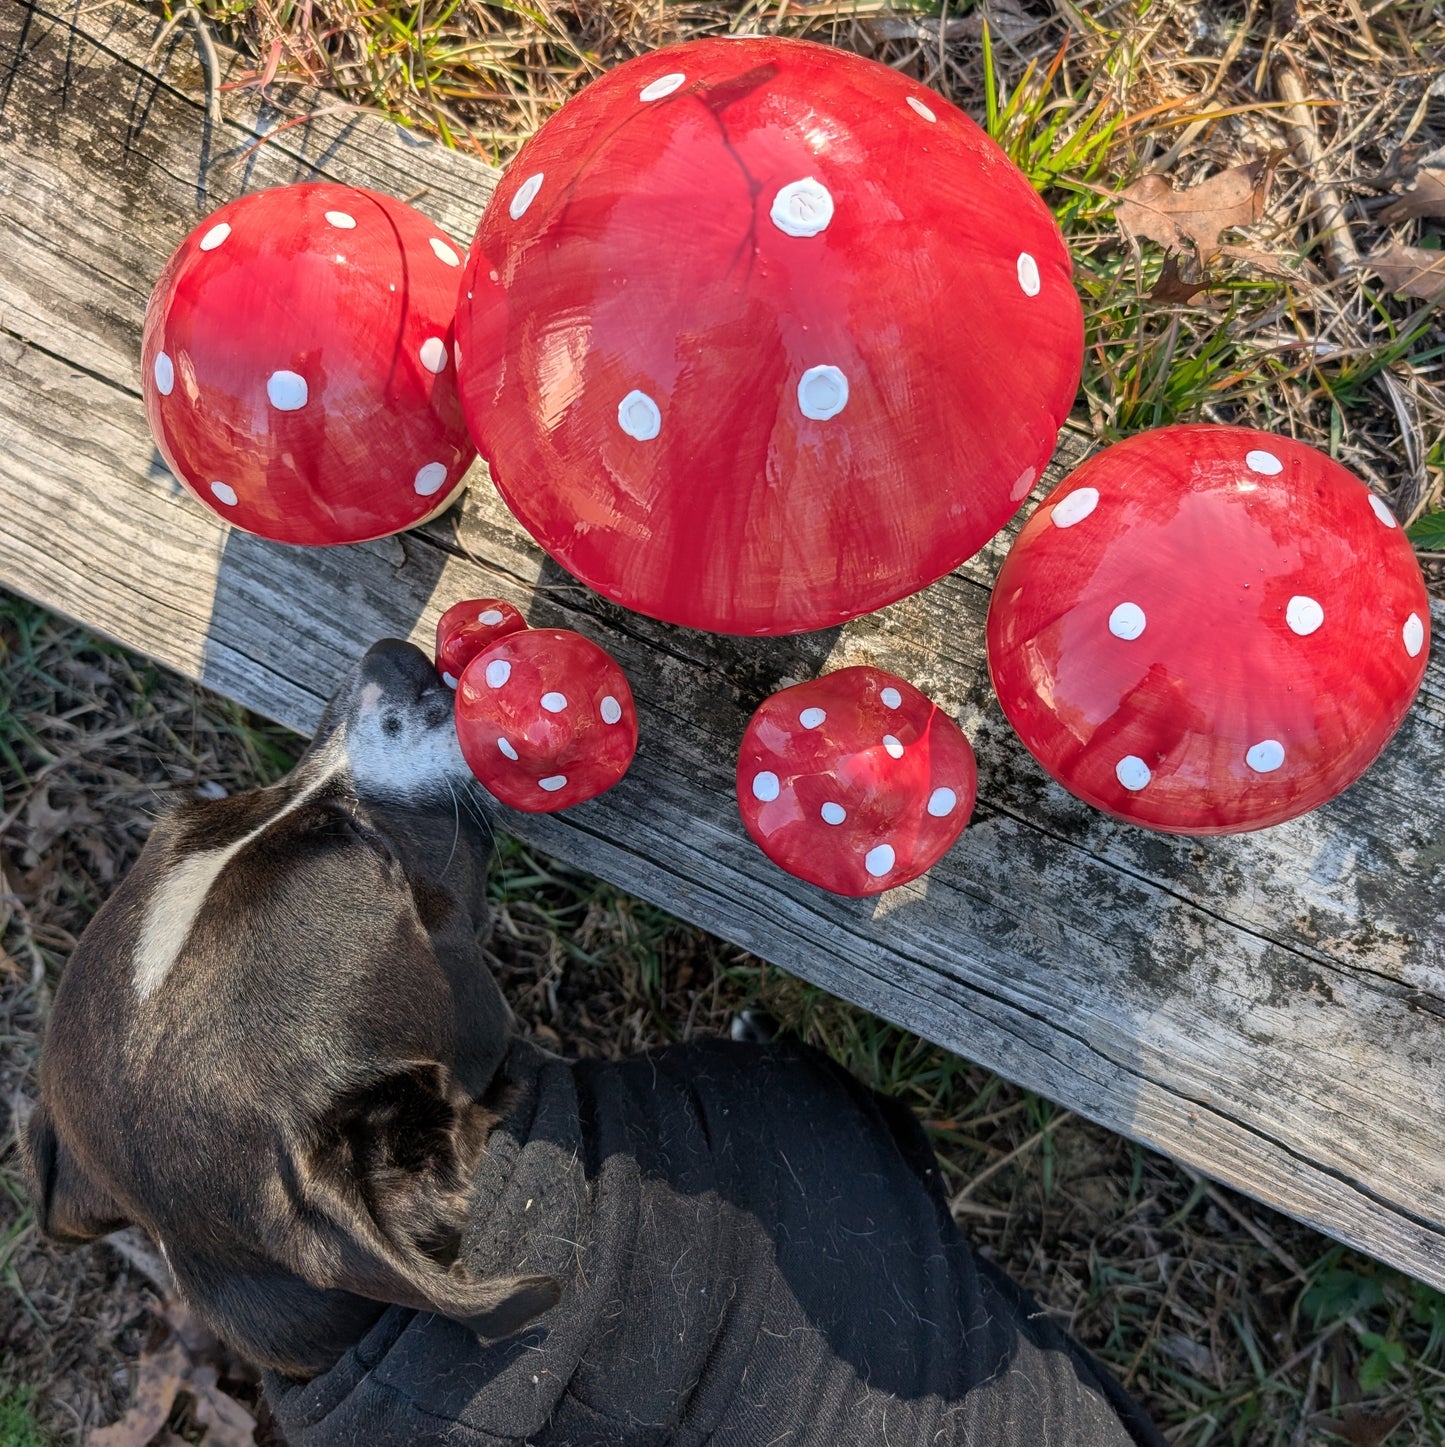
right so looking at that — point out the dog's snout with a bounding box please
[358,640,443,705]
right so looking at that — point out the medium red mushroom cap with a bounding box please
[987,424,1431,835]
[454,36,1082,635]
[435,598,529,688]
[142,183,476,545]
[736,667,978,896]
[454,629,638,811]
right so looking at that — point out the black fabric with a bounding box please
[268,1039,1165,1445]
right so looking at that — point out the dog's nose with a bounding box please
[358,639,445,705]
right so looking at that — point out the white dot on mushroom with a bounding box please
[209,481,237,507]
[1051,487,1098,528]
[1286,596,1324,636]
[1246,739,1285,773]
[443,672,458,689]
[640,72,686,101]
[618,390,662,441]
[497,737,518,760]
[430,237,461,267]
[419,338,448,374]
[797,366,848,421]
[153,352,175,396]
[752,771,781,802]
[1246,450,1283,476]
[539,775,568,792]
[485,660,511,688]
[880,687,902,709]
[266,371,308,411]
[770,178,834,238]
[927,787,957,818]
[540,692,568,713]
[906,95,936,122]
[325,211,357,229]
[821,802,846,825]
[478,609,505,625]
[1368,494,1398,529]
[883,735,904,759]
[600,696,623,725]
[1108,602,1146,640]
[414,462,448,496]
[199,222,231,251]
[1403,613,1425,658]
[864,844,895,877]
[1016,253,1041,297]
[1115,756,1151,791]
[509,174,545,221]
[799,707,826,729]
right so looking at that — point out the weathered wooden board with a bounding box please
[3,0,1444,1290]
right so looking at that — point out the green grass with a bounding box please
[0,1391,51,1447]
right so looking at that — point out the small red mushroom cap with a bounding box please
[455,36,1081,634]
[142,183,476,545]
[736,667,977,896]
[455,629,638,812]
[986,424,1431,834]
[435,599,529,689]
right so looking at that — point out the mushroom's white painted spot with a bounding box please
[1011,466,1037,502]
[325,211,357,229]
[478,609,505,625]
[509,173,544,221]
[1108,602,1146,640]
[821,801,846,825]
[443,672,458,689]
[485,659,512,688]
[430,237,461,266]
[799,707,827,729]
[1246,739,1285,773]
[797,365,848,421]
[640,72,686,101]
[770,178,834,238]
[454,341,463,371]
[1115,755,1151,791]
[1017,252,1041,296]
[209,481,238,507]
[1051,487,1099,528]
[1404,612,1425,658]
[199,222,231,251]
[538,775,568,792]
[419,337,448,373]
[1286,595,1324,636]
[1246,449,1283,475]
[414,462,448,496]
[906,95,936,122]
[880,687,903,709]
[618,390,662,441]
[882,735,904,760]
[153,352,175,396]
[540,691,567,713]
[752,771,781,803]
[927,787,957,818]
[864,844,895,877]
[497,737,519,760]
[1368,494,1398,528]
[267,370,308,410]
[600,695,623,725]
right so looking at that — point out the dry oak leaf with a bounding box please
[1367,241,1445,305]
[1379,165,1445,223]
[1115,155,1281,259]
[86,1341,187,1447]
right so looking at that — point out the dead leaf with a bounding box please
[1115,155,1281,260]
[1367,242,1445,305]
[1310,1405,1408,1447]
[87,1340,187,1447]
[1149,254,1210,302]
[189,1365,259,1447]
[1379,165,1445,222]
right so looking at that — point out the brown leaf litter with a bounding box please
[1114,154,1283,261]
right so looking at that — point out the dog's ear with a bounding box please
[302,1062,560,1340]
[21,1100,128,1244]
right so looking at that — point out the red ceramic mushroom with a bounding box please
[142,183,476,545]
[435,598,528,688]
[736,667,978,895]
[454,629,637,811]
[454,36,1082,635]
[986,425,1431,834]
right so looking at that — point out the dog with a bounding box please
[24,639,1165,1445]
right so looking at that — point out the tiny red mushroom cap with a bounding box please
[986,424,1431,835]
[142,182,476,546]
[736,667,978,896]
[435,598,529,689]
[455,36,1081,634]
[455,629,638,812]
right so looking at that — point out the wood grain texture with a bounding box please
[3,0,1444,1288]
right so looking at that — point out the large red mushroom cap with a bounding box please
[455,36,1082,635]
[142,183,476,545]
[986,424,1431,835]
[455,629,638,811]
[736,667,978,896]
[435,598,529,688]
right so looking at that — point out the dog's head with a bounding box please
[22,640,559,1375]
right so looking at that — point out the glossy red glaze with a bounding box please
[454,629,638,811]
[435,598,529,688]
[142,183,476,545]
[736,667,977,895]
[455,36,1082,635]
[987,425,1431,835]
